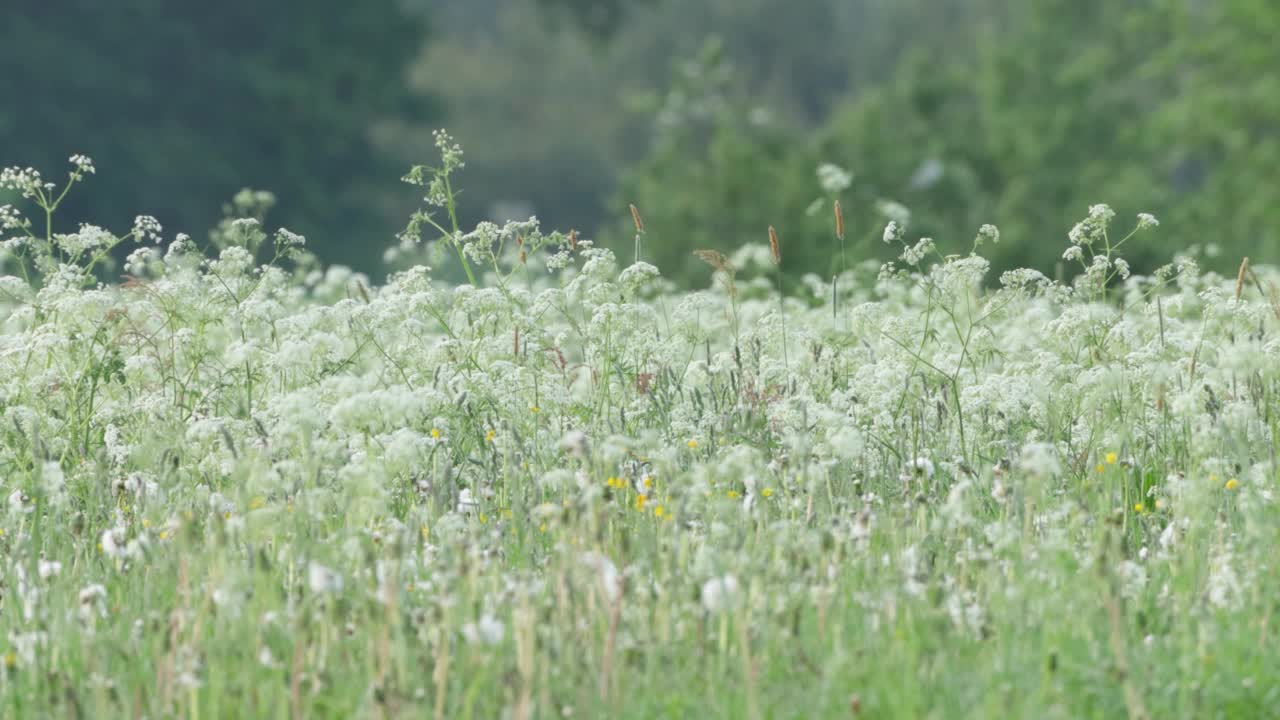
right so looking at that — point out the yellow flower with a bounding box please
[1133,503,1145,513]
[762,488,774,498]
[159,530,169,541]
[529,406,540,414]
[249,496,265,510]
[1105,452,1118,465]
[486,429,496,442]
[643,476,654,489]
[726,490,740,500]
[539,523,547,533]
[687,439,698,449]
[430,428,441,440]
[1225,478,1240,490]
[635,495,648,511]
[1095,463,1105,474]
[654,505,665,518]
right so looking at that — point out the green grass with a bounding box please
[0,152,1276,718]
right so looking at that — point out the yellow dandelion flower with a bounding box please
[1095,463,1105,474]
[159,530,169,541]
[687,439,698,449]
[1105,452,1118,465]
[762,488,774,498]
[727,490,740,500]
[1133,503,1145,513]
[486,429,496,442]
[644,476,654,489]
[635,494,648,511]
[529,406,540,414]
[430,428,441,440]
[1225,478,1240,490]
[654,505,665,518]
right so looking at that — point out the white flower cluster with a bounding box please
[816,162,853,194]
[132,215,164,244]
[0,152,1270,715]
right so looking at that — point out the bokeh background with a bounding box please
[2,0,1276,283]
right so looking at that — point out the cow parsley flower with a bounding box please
[817,163,853,194]
[68,154,96,175]
[133,215,164,244]
[882,221,900,244]
[701,574,740,614]
[307,562,345,594]
[462,614,505,646]
[975,224,1000,246]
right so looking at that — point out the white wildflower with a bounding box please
[307,562,345,594]
[457,488,479,514]
[817,163,853,194]
[69,154,96,175]
[8,489,33,515]
[700,574,740,614]
[461,614,505,646]
[38,559,62,579]
[133,215,164,244]
[882,220,900,244]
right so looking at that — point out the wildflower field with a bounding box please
[1,141,1278,719]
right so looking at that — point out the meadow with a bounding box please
[0,138,1277,718]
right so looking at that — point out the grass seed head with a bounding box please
[629,204,645,234]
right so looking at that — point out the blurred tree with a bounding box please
[394,0,924,271]
[536,0,655,37]
[1150,0,1280,263]
[0,0,434,270]
[608,1,994,285]
[616,0,1279,285]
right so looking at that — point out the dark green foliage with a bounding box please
[536,0,653,37]
[0,0,434,270]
